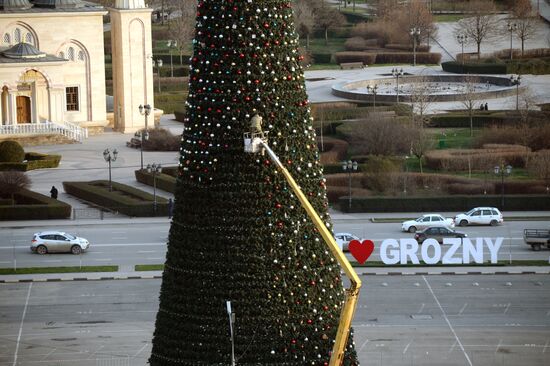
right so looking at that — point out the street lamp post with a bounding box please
[167,40,177,77]
[153,58,163,93]
[510,75,521,110]
[103,148,118,192]
[391,68,404,103]
[410,27,421,66]
[494,162,512,208]
[147,163,162,213]
[367,84,378,108]
[342,160,358,210]
[138,104,152,170]
[507,23,517,60]
[456,34,468,66]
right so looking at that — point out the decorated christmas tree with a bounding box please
[149,0,359,364]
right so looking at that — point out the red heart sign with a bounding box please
[349,240,374,264]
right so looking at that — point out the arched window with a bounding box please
[58,51,65,59]
[67,47,75,61]
[25,33,33,45]
[14,28,21,43]
[3,33,10,45]
[77,50,85,61]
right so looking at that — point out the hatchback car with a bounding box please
[334,233,362,252]
[455,207,503,227]
[31,231,90,255]
[401,214,455,233]
[414,227,467,244]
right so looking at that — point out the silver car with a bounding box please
[31,231,90,255]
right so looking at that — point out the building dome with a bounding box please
[0,0,33,10]
[30,0,85,8]
[2,42,46,59]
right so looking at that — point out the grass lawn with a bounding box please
[430,127,481,149]
[302,38,347,55]
[0,266,118,275]
[135,264,164,271]
[434,14,464,22]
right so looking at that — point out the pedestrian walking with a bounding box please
[50,185,58,199]
[168,198,174,219]
[484,102,488,111]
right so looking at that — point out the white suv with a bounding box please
[455,207,503,227]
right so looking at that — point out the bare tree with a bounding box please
[168,0,196,63]
[517,87,538,126]
[527,150,550,193]
[410,123,434,174]
[0,171,31,205]
[351,116,414,156]
[511,0,540,56]
[409,76,433,127]
[293,0,316,49]
[456,0,499,59]
[314,3,346,46]
[460,76,482,137]
[408,0,438,47]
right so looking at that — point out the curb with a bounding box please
[2,271,549,283]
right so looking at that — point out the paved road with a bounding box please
[1,275,548,365]
[1,218,549,269]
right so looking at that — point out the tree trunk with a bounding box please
[521,38,525,56]
[306,34,310,49]
[470,111,474,137]
[325,28,328,46]
[477,42,481,59]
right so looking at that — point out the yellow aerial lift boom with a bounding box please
[244,117,362,366]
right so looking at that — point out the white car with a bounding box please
[334,233,362,252]
[401,214,455,233]
[31,231,90,255]
[455,207,503,227]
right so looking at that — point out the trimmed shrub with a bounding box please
[424,145,531,171]
[174,110,186,122]
[142,128,180,151]
[0,162,27,171]
[135,169,176,193]
[373,52,441,64]
[63,180,169,217]
[311,53,332,64]
[338,195,550,213]
[25,153,61,170]
[429,113,512,128]
[0,188,71,220]
[333,52,376,65]
[385,44,430,52]
[441,61,507,74]
[319,137,348,165]
[0,140,25,163]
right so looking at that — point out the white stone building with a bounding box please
[0,0,154,140]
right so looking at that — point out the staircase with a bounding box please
[0,121,88,143]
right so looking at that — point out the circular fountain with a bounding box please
[331,75,520,103]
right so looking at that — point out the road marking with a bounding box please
[423,275,473,366]
[543,340,548,353]
[86,345,104,359]
[13,282,32,366]
[417,303,425,314]
[0,261,10,264]
[111,237,128,240]
[44,260,63,263]
[503,303,511,314]
[403,341,411,354]
[458,303,468,316]
[448,340,457,353]
[495,339,502,354]
[41,348,56,360]
[133,342,149,357]
[358,339,369,353]
[93,258,112,262]
[138,250,156,253]
[147,257,163,260]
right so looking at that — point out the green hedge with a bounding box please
[135,169,176,193]
[312,53,332,64]
[441,61,507,74]
[0,189,71,220]
[338,195,550,213]
[506,57,550,75]
[0,153,61,171]
[63,180,169,217]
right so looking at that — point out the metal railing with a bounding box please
[0,121,88,142]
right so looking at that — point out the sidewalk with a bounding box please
[2,266,549,283]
